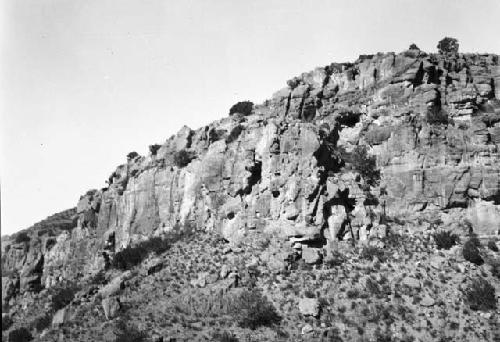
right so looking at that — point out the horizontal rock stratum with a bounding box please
[2,46,500,303]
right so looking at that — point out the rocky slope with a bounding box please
[2,45,500,341]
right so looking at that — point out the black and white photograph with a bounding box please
[1,1,499,341]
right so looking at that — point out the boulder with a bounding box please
[301,324,314,335]
[2,276,19,306]
[402,276,421,289]
[298,298,320,317]
[52,308,68,326]
[302,247,322,264]
[99,271,132,298]
[420,295,435,307]
[219,265,229,279]
[102,296,121,320]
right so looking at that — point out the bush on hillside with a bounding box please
[214,331,239,342]
[226,125,244,144]
[487,239,499,252]
[232,289,281,329]
[426,106,449,125]
[360,246,386,262]
[8,327,33,342]
[433,231,459,250]
[126,152,139,160]
[50,282,80,311]
[209,128,227,143]
[115,319,148,342]
[463,237,483,265]
[286,77,301,90]
[31,313,52,332]
[347,145,381,186]
[173,149,195,168]
[229,101,253,116]
[14,232,31,244]
[2,314,13,331]
[464,278,496,311]
[149,144,161,156]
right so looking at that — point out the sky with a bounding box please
[1,0,500,235]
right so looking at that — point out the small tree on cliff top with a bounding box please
[229,101,254,116]
[437,37,459,54]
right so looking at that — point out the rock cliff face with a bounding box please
[2,47,500,304]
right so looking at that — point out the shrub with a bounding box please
[286,77,301,90]
[214,331,239,342]
[2,314,13,331]
[360,246,386,262]
[409,43,420,50]
[464,278,496,311]
[31,313,52,332]
[347,289,360,299]
[426,106,448,125]
[89,270,107,285]
[149,144,161,156]
[491,263,500,279]
[209,128,227,143]
[433,231,459,250]
[437,37,459,54]
[232,289,281,329]
[229,101,253,116]
[126,151,139,160]
[320,327,343,342]
[487,239,499,252]
[226,125,244,144]
[173,149,195,168]
[14,231,31,244]
[115,319,148,342]
[8,327,33,342]
[463,237,483,265]
[324,251,346,268]
[346,145,381,186]
[365,277,382,296]
[50,282,79,311]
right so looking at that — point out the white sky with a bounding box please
[1,0,500,235]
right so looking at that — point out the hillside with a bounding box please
[2,42,500,342]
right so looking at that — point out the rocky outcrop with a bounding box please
[2,48,499,299]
